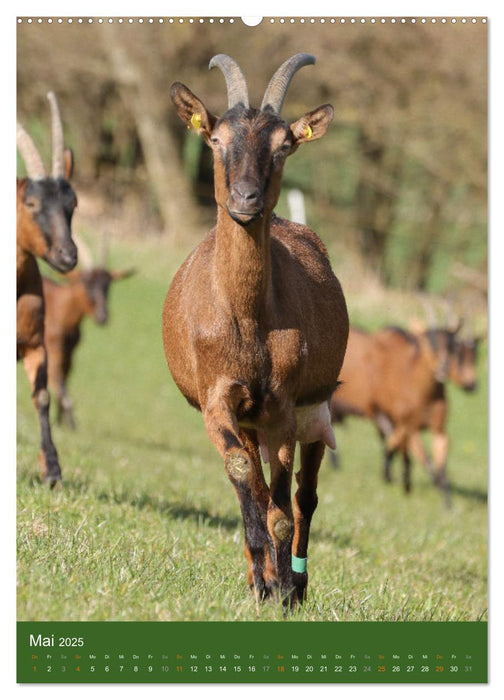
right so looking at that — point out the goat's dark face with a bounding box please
[209,107,293,225]
[82,269,112,325]
[19,177,78,272]
[81,267,135,324]
[170,80,333,228]
[424,328,454,382]
[450,337,480,392]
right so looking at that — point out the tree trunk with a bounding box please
[101,28,202,239]
[355,129,398,279]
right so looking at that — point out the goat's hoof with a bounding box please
[281,586,302,613]
[43,473,62,489]
[251,579,277,602]
[39,451,62,488]
[292,571,308,603]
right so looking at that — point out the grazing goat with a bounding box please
[42,259,135,428]
[17,93,78,485]
[330,324,478,505]
[163,54,349,606]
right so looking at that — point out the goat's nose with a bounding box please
[232,180,260,203]
[95,308,108,325]
[227,179,264,224]
[59,244,78,267]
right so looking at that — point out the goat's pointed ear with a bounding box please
[64,148,74,180]
[111,268,136,281]
[170,82,217,141]
[290,104,334,146]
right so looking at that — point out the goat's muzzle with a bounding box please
[95,308,108,325]
[462,380,477,393]
[227,179,264,226]
[45,240,78,273]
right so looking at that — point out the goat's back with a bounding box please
[331,325,440,427]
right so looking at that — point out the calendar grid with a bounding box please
[17,621,487,683]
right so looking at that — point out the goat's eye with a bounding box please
[274,142,291,162]
[25,197,40,212]
[210,136,220,146]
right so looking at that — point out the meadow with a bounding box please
[16,235,488,623]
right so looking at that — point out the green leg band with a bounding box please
[292,554,308,573]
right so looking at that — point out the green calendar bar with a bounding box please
[17,620,487,683]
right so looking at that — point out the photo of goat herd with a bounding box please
[16,18,487,623]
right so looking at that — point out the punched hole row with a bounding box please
[17,17,488,25]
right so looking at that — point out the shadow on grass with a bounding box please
[408,474,487,504]
[448,483,487,503]
[57,469,351,547]
[360,469,488,506]
[78,427,174,454]
[83,425,215,462]
[95,488,242,531]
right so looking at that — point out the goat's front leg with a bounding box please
[424,400,451,507]
[238,429,277,600]
[431,431,450,507]
[266,425,297,607]
[409,431,433,473]
[202,382,275,600]
[22,345,62,486]
[49,349,76,429]
[292,440,324,603]
[375,412,395,483]
[383,446,396,483]
[401,448,412,493]
[55,378,76,429]
[384,425,410,492]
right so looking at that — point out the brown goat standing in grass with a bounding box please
[17,93,78,485]
[163,54,349,607]
[42,260,135,429]
[330,324,479,506]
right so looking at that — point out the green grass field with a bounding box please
[16,237,488,622]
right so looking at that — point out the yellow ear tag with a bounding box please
[190,113,202,131]
[303,124,313,140]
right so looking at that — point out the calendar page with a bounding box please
[15,11,488,685]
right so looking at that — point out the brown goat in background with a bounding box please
[42,245,135,428]
[163,54,349,607]
[17,93,78,485]
[330,324,479,506]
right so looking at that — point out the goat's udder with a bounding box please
[255,402,336,464]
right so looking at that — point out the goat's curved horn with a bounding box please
[260,53,315,115]
[16,121,46,179]
[209,54,249,109]
[47,92,65,178]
